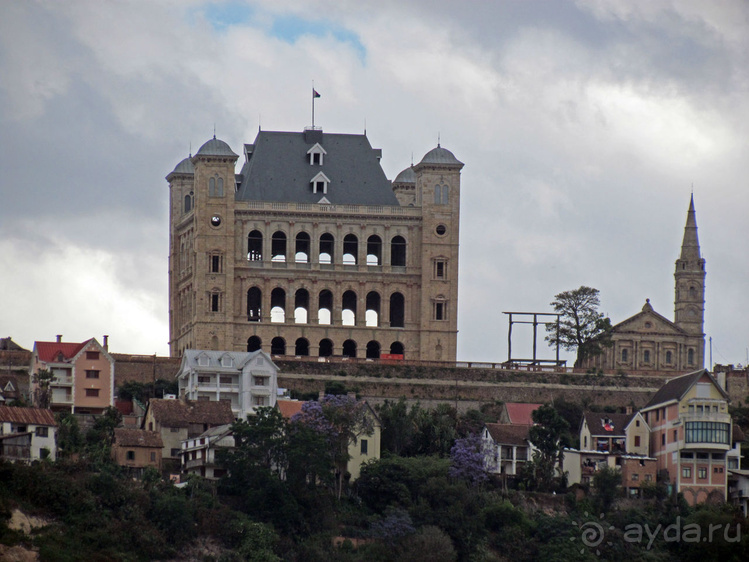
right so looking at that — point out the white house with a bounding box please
[181,424,235,480]
[176,350,279,420]
[0,405,57,462]
[482,423,533,476]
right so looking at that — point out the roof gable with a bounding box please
[485,423,530,446]
[644,369,728,409]
[612,305,685,336]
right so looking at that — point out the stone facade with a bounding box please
[167,129,462,362]
[582,196,705,373]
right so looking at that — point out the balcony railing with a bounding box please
[680,412,731,424]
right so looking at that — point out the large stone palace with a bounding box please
[166,127,462,361]
[581,196,706,372]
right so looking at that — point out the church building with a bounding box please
[582,196,706,373]
[166,126,462,362]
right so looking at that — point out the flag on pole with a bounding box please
[313,89,321,98]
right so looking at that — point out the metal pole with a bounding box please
[532,314,538,364]
[507,314,513,363]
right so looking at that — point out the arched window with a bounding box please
[687,348,694,366]
[295,338,309,356]
[367,235,382,266]
[391,236,406,267]
[390,292,405,328]
[271,288,286,323]
[390,342,405,357]
[247,336,262,352]
[184,193,192,213]
[366,341,380,359]
[621,349,628,362]
[342,290,357,326]
[209,176,224,197]
[366,291,380,327]
[247,287,262,322]
[294,289,309,324]
[343,339,357,358]
[319,339,333,357]
[210,336,219,350]
[271,337,286,356]
[271,232,287,263]
[247,230,263,261]
[319,233,334,264]
[666,350,673,364]
[442,184,449,204]
[434,185,441,205]
[318,290,333,325]
[295,232,311,264]
[343,234,358,265]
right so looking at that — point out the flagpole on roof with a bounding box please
[312,82,321,129]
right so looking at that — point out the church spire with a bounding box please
[679,194,701,261]
[674,195,706,367]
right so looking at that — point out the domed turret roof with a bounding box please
[419,145,463,166]
[394,166,416,184]
[196,137,238,158]
[170,157,194,175]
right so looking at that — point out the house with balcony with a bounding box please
[112,428,163,475]
[30,336,114,414]
[176,350,278,420]
[640,369,734,505]
[482,423,532,477]
[0,405,57,462]
[181,424,234,480]
[143,397,235,472]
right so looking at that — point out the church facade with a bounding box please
[582,197,706,373]
[166,127,462,362]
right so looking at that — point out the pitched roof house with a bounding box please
[0,405,57,462]
[143,398,234,470]
[498,403,541,426]
[112,428,163,474]
[31,336,114,414]
[482,423,533,476]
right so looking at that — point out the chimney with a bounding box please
[56,335,62,343]
[318,390,325,401]
[626,405,633,415]
[103,335,109,351]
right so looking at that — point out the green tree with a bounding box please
[528,404,570,491]
[545,286,613,367]
[32,368,56,409]
[592,465,621,514]
[377,397,418,455]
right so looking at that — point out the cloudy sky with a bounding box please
[1,0,747,366]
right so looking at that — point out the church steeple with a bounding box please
[674,195,706,367]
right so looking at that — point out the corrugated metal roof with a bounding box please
[0,405,56,426]
[505,403,542,426]
[276,399,305,419]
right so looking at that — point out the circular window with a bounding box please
[435,224,447,236]
[211,215,222,227]
[644,322,652,329]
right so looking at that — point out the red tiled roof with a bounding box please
[35,340,90,363]
[485,423,530,446]
[114,428,163,448]
[276,400,304,419]
[148,399,234,427]
[505,403,541,425]
[0,405,56,426]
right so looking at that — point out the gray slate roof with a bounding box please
[171,157,194,175]
[236,130,399,206]
[180,349,276,371]
[644,369,728,409]
[419,145,463,166]
[394,165,416,184]
[196,137,239,158]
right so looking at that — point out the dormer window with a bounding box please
[307,143,327,166]
[198,355,210,367]
[221,355,233,368]
[310,171,330,194]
